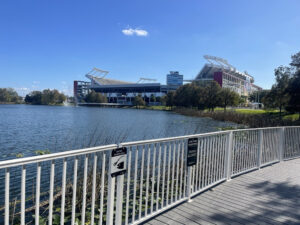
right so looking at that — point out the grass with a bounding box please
[226,108,299,121]
[283,113,300,121]
[122,105,172,111]
[232,108,299,121]
[234,108,268,114]
[212,108,279,115]
[145,105,172,110]
[234,108,278,114]
[209,107,300,119]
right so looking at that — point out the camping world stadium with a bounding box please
[74,55,262,105]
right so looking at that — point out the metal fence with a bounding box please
[0,126,299,225]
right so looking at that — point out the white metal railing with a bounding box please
[0,126,299,225]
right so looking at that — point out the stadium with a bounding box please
[74,69,183,104]
[74,56,262,105]
[194,55,262,96]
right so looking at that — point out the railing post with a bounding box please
[257,130,263,169]
[108,146,127,225]
[225,131,233,181]
[187,166,192,202]
[115,174,124,225]
[279,127,285,161]
[106,156,115,225]
[5,168,9,225]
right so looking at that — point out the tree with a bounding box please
[266,66,291,118]
[290,52,300,69]
[159,96,167,106]
[156,96,161,104]
[41,89,51,105]
[25,91,42,104]
[133,95,145,109]
[171,81,222,111]
[51,89,62,104]
[85,90,107,103]
[249,90,269,103]
[85,90,96,103]
[95,92,107,103]
[0,89,9,102]
[286,70,300,119]
[219,88,240,111]
[174,85,191,107]
[173,84,201,108]
[150,94,156,103]
[58,92,67,103]
[202,81,222,111]
[261,90,275,109]
[285,52,300,119]
[0,88,21,103]
[166,91,176,109]
[25,89,66,105]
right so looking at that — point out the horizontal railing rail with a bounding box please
[0,126,299,225]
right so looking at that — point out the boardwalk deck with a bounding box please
[143,158,300,225]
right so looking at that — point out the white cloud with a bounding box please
[135,29,148,36]
[122,27,148,37]
[122,28,135,36]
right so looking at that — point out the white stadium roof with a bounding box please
[195,55,254,83]
[86,75,133,86]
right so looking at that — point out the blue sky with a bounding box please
[0,0,299,96]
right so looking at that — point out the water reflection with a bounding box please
[0,104,237,160]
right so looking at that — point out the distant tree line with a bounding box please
[25,89,66,105]
[0,88,22,103]
[250,52,300,119]
[163,81,240,111]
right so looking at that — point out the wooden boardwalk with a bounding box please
[143,158,300,225]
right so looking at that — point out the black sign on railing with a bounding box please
[111,147,127,177]
[187,138,198,166]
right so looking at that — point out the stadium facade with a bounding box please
[74,69,183,105]
[74,56,262,105]
[194,55,262,96]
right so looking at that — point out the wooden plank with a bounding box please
[194,193,282,225]
[144,158,300,225]
[202,190,300,223]
[164,211,209,225]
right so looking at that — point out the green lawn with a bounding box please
[232,108,299,121]
[234,108,278,114]
[145,105,172,110]
[213,108,277,114]
[283,113,300,121]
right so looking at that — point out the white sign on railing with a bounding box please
[111,147,127,177]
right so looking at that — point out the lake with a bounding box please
[0,104,237,161]
[0,104,238,223]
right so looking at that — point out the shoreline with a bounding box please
[5,103,299,127]
[173,107,300,128]
[75,103,300,127]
